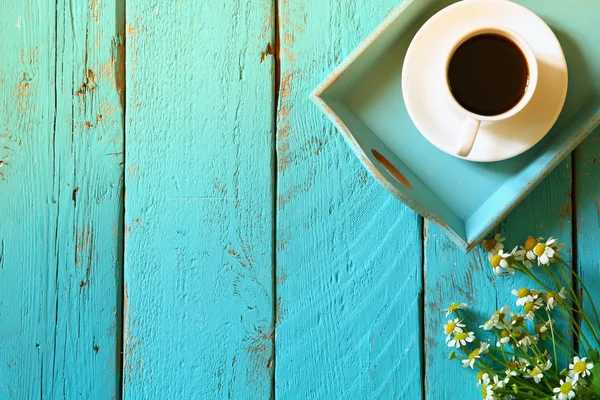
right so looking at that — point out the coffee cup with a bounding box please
[445,27,538,157]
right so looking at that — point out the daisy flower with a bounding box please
[505,358,520,376]
[517,357,531,371]
[553,377,577,400]
[532,237,558,265]
[482,233,505,253]
[540,358,553,370]
[505,368,517,377]
[535,320,554,340]
[481,384,496,400]
[491,374,509,389]
[511,288,536,306]
[546,288,568,311]
[526,366,544,383]
[444,318,465,342]
[444,302,467,317]
[513,247,526,262]
[524,300,542,320]
[526,360,551,383]
[522,236,543,261]
[488,248,516,275]
[516,332,534,349]
[481,306,511,330]
[462,342,490,369]
[510,314,526,328]
[481,383,495,400]
[496,329,511,346]
[568,356,593,381]
[476,371,489,387]
[448,331,475,348]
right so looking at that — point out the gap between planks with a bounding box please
[118,0,127,398]
[571,152,580,353]
[272,0,282,398]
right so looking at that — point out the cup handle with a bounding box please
[456,117,481,157]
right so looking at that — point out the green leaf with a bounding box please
[591,363,600,398]
[589,349,600,363]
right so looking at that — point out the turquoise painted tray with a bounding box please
[311,0,600,252]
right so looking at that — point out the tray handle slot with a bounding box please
[371,149,412,190]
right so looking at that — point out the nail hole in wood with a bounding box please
[371,149,412,190]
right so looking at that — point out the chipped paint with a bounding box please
[0,0,126,398]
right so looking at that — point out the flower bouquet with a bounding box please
[444,235,600,399]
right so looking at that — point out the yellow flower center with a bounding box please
[532,367,541,376]
[574,361,587,373]
[481,384,487,398]
[508,361,517,369]
[483,239,497,251]
[468,348,480,360]
[534,243,546,257]
[445,321,456,335]
[477,370,484,382]
[524,303,535,313]
[524,236,537,251]
[448,303,460,312]
[454,332,468,341]
[518,288,530,297]
[546,291,557,302]
[491,255,502,268]
[560,382,572,394]
[501,329,510,338]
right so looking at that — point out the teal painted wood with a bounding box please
[575,129,600,345]
[276,0,423,398]
[123,1,275,398]
[313,0,600,251]
[0,1,124,398]
[424,159,573,399]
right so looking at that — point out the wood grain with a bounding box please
[575,129,600,344]
[122,1,275,398]
[0,0,125,398]
[425,159,573,399]
[275,0,424,398]
[1,1,599,399]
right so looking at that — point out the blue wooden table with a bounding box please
[1,0,598,398]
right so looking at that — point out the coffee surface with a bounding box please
[447,33,529,116]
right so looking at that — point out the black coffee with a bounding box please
[447,33,529,116]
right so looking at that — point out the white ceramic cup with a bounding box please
[445,27,538,157]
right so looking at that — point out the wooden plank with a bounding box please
[0,1,125,398]
[575,129,600,344]
[275,1,424,398]
[424,160,573,399]
[122,1,275,398]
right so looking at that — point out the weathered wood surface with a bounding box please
[0,1,598,399]
[425,158,574,399]
[122,0,275,398]
[576,130,600,344]
[0,0,125,398]
[275,1,424,398]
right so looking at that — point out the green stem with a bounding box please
[553,263,600,347]
[557,257,600,329]
[494,389,543,400]
[546,309,559,375]
[555,260,600,347]
[493,330,509,363]
[515,263,593,351]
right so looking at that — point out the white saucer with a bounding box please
[401,0,568,162]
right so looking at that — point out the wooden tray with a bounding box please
[311,0,600,252]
